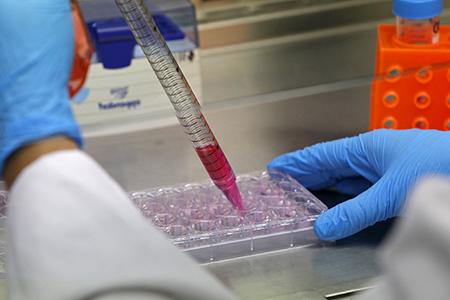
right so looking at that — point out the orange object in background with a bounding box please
[68,0,94,98]
[370,25,450,131]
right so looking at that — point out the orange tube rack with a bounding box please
[370,24,450,130]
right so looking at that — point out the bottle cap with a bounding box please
[393,0,443,19]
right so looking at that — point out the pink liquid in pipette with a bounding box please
[195,145,245,212]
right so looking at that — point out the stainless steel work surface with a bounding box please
[84,83,384,299]
[198,3,450,104]
[85,83,371,191]
[197,0,393,49]
[205,244,380,300]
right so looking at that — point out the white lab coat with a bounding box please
[358,177,450,300]
[7,150,237,300]
[6,150,450,299]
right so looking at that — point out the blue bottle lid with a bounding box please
[393,0,443,19]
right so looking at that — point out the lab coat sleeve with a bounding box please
[358,177,450,300]
[6,150,237,300]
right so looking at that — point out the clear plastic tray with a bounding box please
[130,171,327,262]
[0,171,326,272]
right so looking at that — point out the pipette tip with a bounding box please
[221,182,245,214]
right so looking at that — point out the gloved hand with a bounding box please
[0,0,82,175]
[268,129,450,241]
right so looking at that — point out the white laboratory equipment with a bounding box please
[73,0,201,136]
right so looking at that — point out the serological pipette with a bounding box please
[115,0,244,212]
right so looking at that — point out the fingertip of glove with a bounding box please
[314,213,336,241]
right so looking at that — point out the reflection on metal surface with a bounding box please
[198,0,392,48]
[199,12,450,105]
[205,245,379,300]
[200,27,378,104]
[85,84,371,191]
[198,0,387,23]
[325,286,376,299]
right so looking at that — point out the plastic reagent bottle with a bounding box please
[393,0,443,45]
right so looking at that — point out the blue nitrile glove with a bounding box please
[0,0,82,174]
[268,129,450,241]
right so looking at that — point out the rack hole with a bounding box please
[413,118,429,129]
[414,92,431,109]
[382,117,397,129]
[415,67,433,83]
[386,66,403,83]
[383,92,399,107]
[445,119,450,131]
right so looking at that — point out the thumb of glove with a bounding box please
[314,177,399,240]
